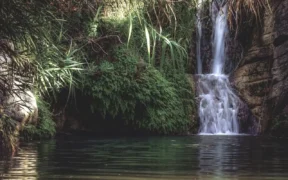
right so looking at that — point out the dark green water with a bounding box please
[1,135,288,180]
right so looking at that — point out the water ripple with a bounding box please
[1,136,288,179]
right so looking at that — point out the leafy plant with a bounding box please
[21,97,56,140]
[83,46,194,134]
[34,41,84,97]
[127,10,189,73]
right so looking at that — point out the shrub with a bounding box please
[83,46,193,134]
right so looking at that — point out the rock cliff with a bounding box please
[232,0,288,133]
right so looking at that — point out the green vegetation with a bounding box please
[21,98,56,140]
[84,46,194,134]
[79,0,197,134]
[0,0,198,151]
[0,115,18,152]
[0,0,280,154]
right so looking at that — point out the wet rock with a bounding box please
[3,90,38,125]
[0,41,38,126]
[232,0,288,133]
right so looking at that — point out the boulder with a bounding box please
[0,40,38,126]
[3,90,38,125]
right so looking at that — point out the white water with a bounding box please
[197,2,240,134]
[196,0,205,74]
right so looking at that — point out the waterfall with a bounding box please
[196,0,204,74]
[212,2,227,75]
[197,1,240,134]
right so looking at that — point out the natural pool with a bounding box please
[1,135,288,179]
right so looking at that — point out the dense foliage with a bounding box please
[0,0,198,150]
[84,46,194,134]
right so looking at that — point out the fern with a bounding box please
[83,46,194,134]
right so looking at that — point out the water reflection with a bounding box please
[0,143,38,179]
[198,136,241,179]
[1,136,288,179]
[197,136,288,179]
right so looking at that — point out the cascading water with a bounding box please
[197,1,240,134]
[211,1,227,75]
[196,0,204,74]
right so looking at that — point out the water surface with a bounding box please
[1,136,288,179]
